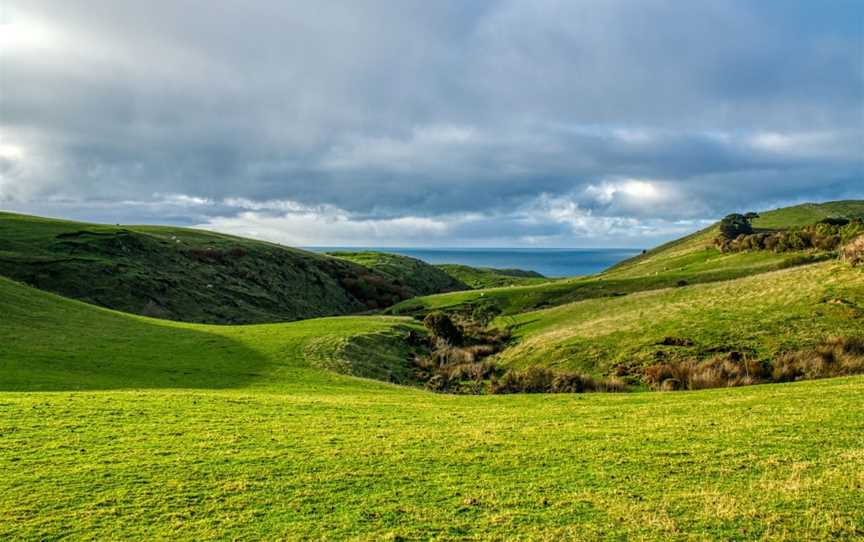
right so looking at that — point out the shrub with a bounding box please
[551,372,597,393]
[813,234,841,251]
[818,217,850,227]
[469,303,502,327]
[717,219,863,255]
[423,311,463,345]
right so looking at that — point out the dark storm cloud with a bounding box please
[1,0,861,246]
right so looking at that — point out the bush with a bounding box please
[469,303,502,327]
[491,366,556,394]
[423,311,463,345]
[719,220,864,255]
[551,372,597,393]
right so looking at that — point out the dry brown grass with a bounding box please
[772,336,864,382]
[841,236,864,266]
[489,367,627,394]
[644,337,864,390]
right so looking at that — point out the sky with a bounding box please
[1,0,862,248]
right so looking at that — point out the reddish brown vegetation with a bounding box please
[644,337,864,390]
[841,236,864,267]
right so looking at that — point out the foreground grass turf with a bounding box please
[3,378,863,540]
[2,277,864,540]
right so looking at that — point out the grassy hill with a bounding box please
[752,200,864,229]
[0,212,437,324]
[1,276,863,539]
[390,200,864,316]
[498,261,864,375]
[435,263,548,289]
[326,251,547,292]
[326,251,468,296]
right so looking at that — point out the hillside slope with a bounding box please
[435,263,547,289]
[498,261,864,375]
[0,275,413,391]
[391,200,864,316]
[0,212,426,324]
[326,251,468,296]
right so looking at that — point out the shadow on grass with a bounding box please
[0,279,270,391]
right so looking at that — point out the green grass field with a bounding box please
[2,200,864,540]
[1,277,863,540]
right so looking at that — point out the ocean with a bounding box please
[306,247,643,278]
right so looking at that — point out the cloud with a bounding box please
[0,0,861,246]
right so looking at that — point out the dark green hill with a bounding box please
[435,264,547,289]
[326,251,468,296]
[0,212,422,324]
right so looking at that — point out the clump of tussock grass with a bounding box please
[644,355,768,391]
[489,367,626,394]
[772,336,864,382]
[643,337,864,390]
[841,236,864,267]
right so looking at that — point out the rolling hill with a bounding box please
[498,261,864,375]
[0,212,452,324]
[327,251,547,291]
[435,263,548,289]
[326,251,468,296]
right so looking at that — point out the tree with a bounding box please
[719,213,753,239]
